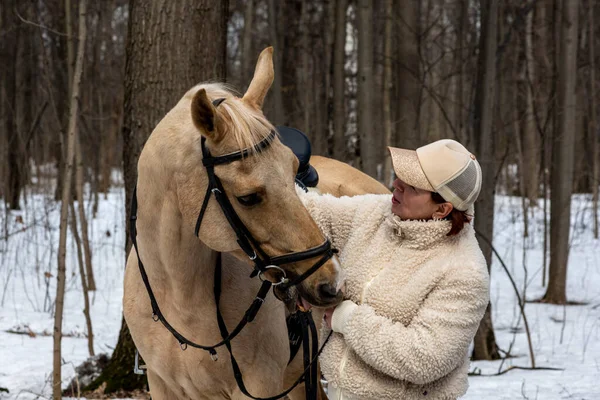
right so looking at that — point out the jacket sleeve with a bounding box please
[340,265,489,384]
[298,190,390,251]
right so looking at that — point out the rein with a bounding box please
[130,99,336,399]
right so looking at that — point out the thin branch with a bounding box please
[420,83,459,138]
[13,6,72,38]
[496,1,538,63]
[475,230,536,368]
[24,102,49,149]
[469,365,563,377]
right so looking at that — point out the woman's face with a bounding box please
[391,178,441,220]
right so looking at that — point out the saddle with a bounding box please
[277,126,319,188]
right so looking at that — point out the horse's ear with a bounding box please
[191,89,222,141]
[242,47,274,109]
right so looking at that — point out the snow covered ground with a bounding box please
[0,186,599,399]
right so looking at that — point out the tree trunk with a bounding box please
[301,2,311,137]
[86,0,228,393]
[395,0,420,149]
[472,0,500,361]
[507,16,530,238]
[573,23,587,194]
[54,0,87,397]
[382,0,393,187]
[267,0,284,124]
[75,136,95,290]
[332,0,348,161]
[2,2,21,210]
[241,0,255,85]
[523,7,539,203]
[542,0,579,305]
[357,0,377,177]
[15,2,37,208]
[315,0,335,157]
[454,0,469,145]
[514,55,530,239]
[51,0,71,202]
[281,0,303,129]
[420,0,443,144]
[55,0,76,202]
[589,0,599,239]
[69,202,94,357]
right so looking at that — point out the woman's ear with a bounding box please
[432,202,453,220]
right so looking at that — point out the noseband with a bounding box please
[129,98,336,400]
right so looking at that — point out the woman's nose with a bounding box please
[393,179,404,191]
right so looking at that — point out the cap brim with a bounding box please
[388,147,435,192]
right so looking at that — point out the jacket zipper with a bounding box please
[336,276,377,399]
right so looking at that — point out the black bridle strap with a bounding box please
[205,165,271,264]
[202,131,277,167]
[269,239,334,266]
[279,248,337,291]
[215,272,332,400]
[130,187,272,354]
[298,310,320,400]
[194,178,214,237]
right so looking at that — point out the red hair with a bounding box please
[431,192,471,236]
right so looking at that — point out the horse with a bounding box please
[123,47,389,400]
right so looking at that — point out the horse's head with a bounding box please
[185,48,342,308]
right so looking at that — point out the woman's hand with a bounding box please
[323,307,335,330]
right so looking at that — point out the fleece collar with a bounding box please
[386,216,453,249]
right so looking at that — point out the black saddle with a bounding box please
[277,126,319,188]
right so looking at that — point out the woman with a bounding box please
[300,139,489,400]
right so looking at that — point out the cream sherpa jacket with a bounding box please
[300,192,489,400]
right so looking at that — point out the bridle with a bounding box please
[129,98,336,399]
[195,128,337,289]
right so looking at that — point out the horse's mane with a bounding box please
[197,83,277,154]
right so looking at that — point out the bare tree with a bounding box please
[74,136,95,290]
[395,0,420,150]
[542,0,579,304]
[2,1,27,210]
[589,0,599,239]
[54,0,87,397]
[267,0,284,124]
[301,2,311,136]
[315,0,335,156]
[69,202,94,357]
[472,0,501,361]
[54,0,76,202]
[523,7,539,204]
[241,0,255,84]
[332,0,348,161]
[382,0,393,187]
[357,0,377,178]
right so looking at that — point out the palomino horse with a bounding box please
[123,47,388,400]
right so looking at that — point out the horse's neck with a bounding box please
[137,186,217,305]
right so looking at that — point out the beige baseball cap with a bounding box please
[388,139,482,212]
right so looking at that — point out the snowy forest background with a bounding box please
[1,0,599,399]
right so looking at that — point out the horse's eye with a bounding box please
[236,193,262,206]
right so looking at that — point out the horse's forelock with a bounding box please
[198,83,277,155]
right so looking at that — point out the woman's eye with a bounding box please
[236,193,262,206]
[410,185,416,192]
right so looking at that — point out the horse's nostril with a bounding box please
[318,283,338,299]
